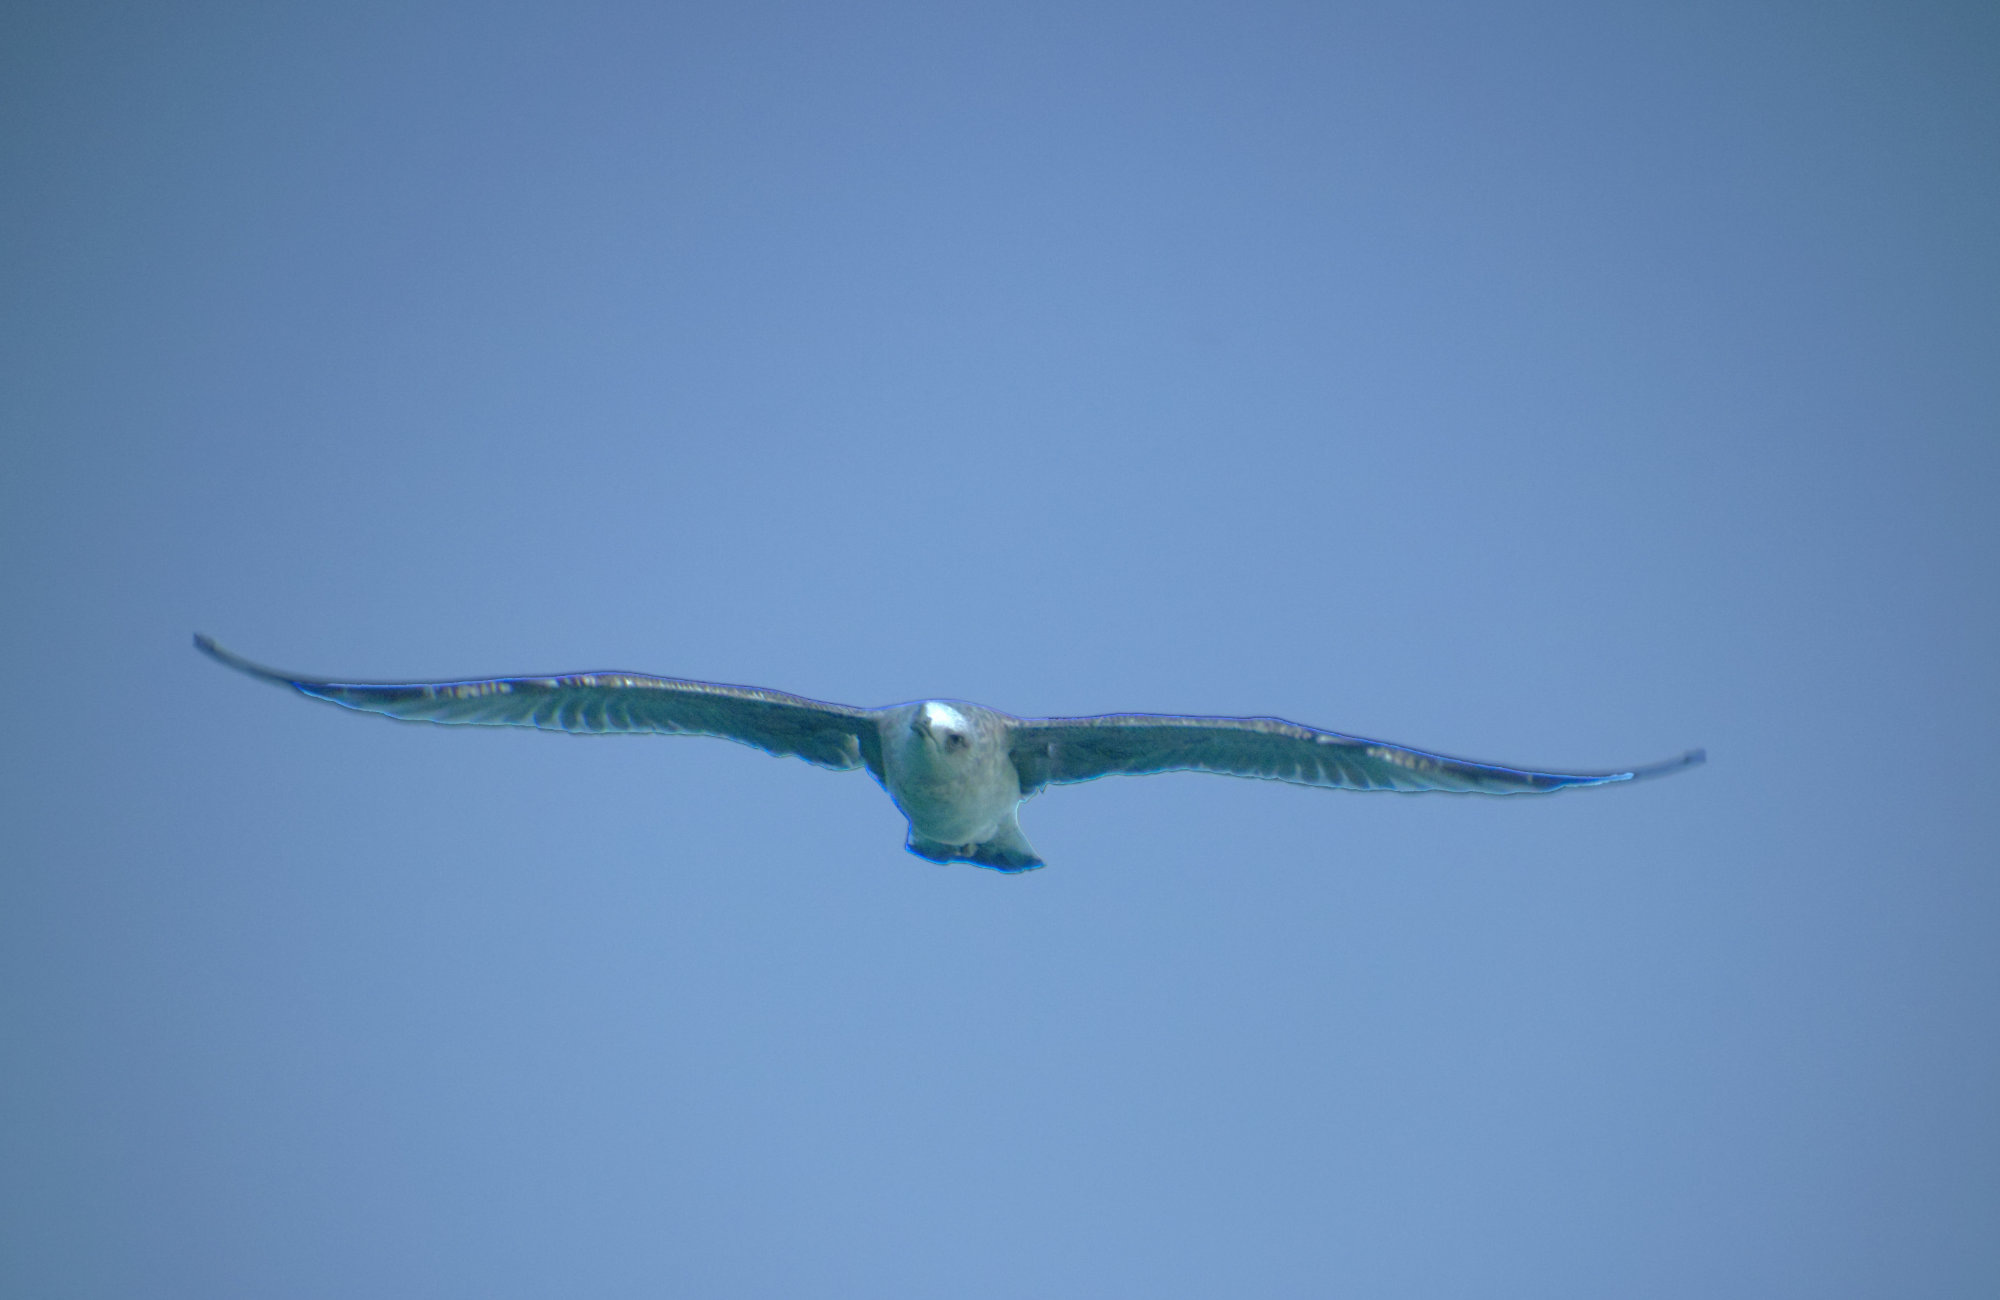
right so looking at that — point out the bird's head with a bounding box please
[911,701,973,755]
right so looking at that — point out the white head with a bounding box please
[911,701,973,755]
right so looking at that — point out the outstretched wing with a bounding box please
[195,636,882,775]
[1008,712,1702,797]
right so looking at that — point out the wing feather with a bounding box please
[1008,712,1701,796]
[196,636,881,775]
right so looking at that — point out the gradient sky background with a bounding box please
[4,2,1997,1296]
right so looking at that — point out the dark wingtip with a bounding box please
[193,635,300,689]
[1625,748,1706,782]
[192,632,240,669]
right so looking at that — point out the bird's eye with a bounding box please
[947,733,966,749]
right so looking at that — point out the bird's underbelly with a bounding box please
[888,769,1016,845]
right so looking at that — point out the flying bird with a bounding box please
[195,636,1702,873]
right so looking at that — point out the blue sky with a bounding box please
[4,3,1997,1295]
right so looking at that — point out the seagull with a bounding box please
[195,636,1702,873]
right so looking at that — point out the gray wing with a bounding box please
[196,636,883,775]
[1008,712,1702,796]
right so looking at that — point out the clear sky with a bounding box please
[4,2,1996,1295]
